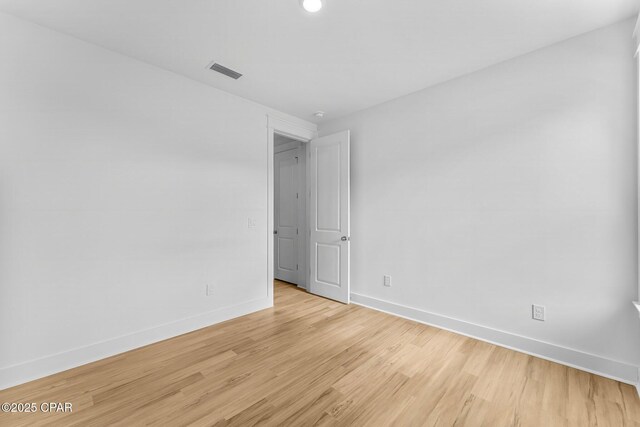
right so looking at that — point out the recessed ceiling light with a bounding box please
[301,0,323,13]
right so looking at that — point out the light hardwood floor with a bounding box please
[1,280,639,426]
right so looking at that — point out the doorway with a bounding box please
[266,116,351,305]
[273,134,307,288]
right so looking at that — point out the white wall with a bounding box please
[320,18,640,382]
[0,13,314,388]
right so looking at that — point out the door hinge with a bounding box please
[296,192,299,199]
[295,156,299,163]
[296,264,299,270]
[296,228,299,235]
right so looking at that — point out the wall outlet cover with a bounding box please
[384,275,392,287]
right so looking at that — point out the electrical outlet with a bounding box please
[206,284,215,296]
[247,218,257,228]
[384,275,392,287]
[532,304,545,321]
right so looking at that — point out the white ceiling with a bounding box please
[0,0,637,123]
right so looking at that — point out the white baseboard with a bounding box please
[3,292,635,392]
[0,296,272,391]
[351,292,639,386]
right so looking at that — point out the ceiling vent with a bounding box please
[208,62,243,80]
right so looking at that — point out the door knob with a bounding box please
[341,236,349,241]
[274,230,278,234]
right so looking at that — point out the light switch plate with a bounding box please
[532,304,545,321]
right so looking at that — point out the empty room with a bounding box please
[1,0,640,425]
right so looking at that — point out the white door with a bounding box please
[274,149,300,284]
[309,130,350,303]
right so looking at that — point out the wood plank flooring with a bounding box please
[1,280,639,426]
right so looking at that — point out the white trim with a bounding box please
[267,115,317,300]
[637,48,640,314]
[268,116,316,141]
[274,140,302,154]
[0,296,272,391]
[268,125,275,304]
[351,292,639,386]
[297,144,308,289]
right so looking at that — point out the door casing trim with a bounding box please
[267,115,317,304]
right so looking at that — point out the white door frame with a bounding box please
[267,115,317,305]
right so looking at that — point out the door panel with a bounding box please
[277,237,296,271]
[316,243,341,286]
[278,157,296,228]
[274,149,299,284]
[316,144,341,231]
[309,130,350,303]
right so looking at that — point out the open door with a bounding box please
[308,130,350,303]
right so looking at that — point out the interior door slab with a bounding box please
[309,130,350,303]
